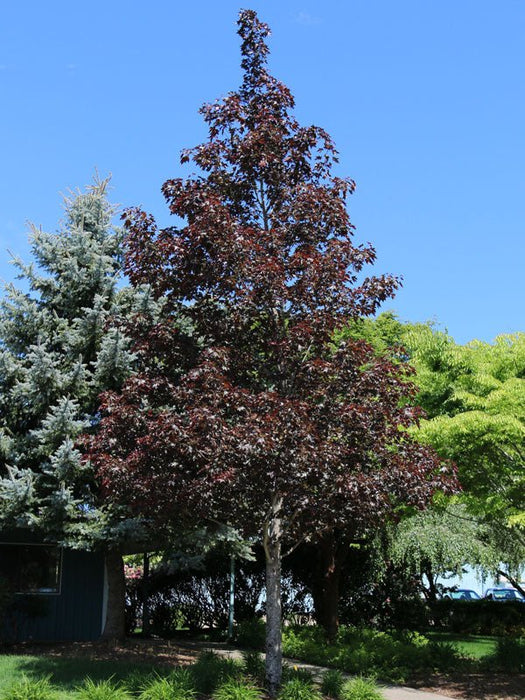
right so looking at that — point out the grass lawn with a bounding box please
[0,655,159,696]
[426,632,499,659]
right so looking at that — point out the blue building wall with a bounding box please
[1,544,105,642]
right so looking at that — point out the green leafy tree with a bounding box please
[336,316,524,594]
[404,328,525,589]
[0,176,157,636]
[390,501,493,600]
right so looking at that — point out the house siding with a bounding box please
[1,545,105,642]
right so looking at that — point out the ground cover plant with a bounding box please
[0,676,58,700]
[76,679,131,700]
[280,624,525,681]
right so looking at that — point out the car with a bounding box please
[483,587,525,602]
[442,588,481,601]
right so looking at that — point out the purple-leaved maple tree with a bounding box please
[86,10,457,692]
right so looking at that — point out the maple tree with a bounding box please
[86,11,456,691]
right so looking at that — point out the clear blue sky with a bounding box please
[1,0,523,344]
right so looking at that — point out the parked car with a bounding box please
[483,587,525,602]
[442,588,481,601]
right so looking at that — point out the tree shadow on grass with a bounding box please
[5,656,161,691]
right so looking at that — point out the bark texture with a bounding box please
[265,505,283,696]
[101,548,126,640]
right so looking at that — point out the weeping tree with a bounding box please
[0,177,160,638]
[86,11,456,692]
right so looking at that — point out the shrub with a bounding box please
[234,618,266,649]
[139,672,195,700]
[0,677,58,700]
[486,637,525,673]
[189,652,242,695]
[320,670,345,698]
[123,671,158,697]
[277,679,321,700]
[212,678,263,700]
[431,599,525,636]
[281,667,314,684]
[241,650,265,684]
[168,669,196,693]
[76,678,131,700]
[341,678,384,700]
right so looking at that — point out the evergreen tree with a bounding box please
[0,176,156,637]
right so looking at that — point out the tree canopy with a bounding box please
[404,327,525,584]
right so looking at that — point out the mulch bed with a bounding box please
[2,638,524,700]
[410,673,524,700]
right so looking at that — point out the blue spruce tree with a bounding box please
[0,176,159,637]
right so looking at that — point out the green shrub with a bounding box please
[320,670,345,698]
[123,671,158,697]
[486,637,525,673]
[281,666,314,684]
[277,679,321,700]
[426,641,463,672]
[1,677,58,700]
[168,669,196,693]
[282,624,467,682]
[76,678,131,700]
[234,618,266,649]
[212,678,262,700]
[189,652,241,695]
[341,678,384,700]
[241,650,265,683]
[138,671,195,700]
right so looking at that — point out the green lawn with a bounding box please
[426,632,499,659]
[0,655,159,696]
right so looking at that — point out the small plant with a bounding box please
[320,670,345,698]
[139,672,195,700]
[277,678,321,700]
[123,671,158,697]
[426,641,462,672]
[212,678,262,700]
[189,652,241,695]
[241,650,265,683]
[1,676,58,700]
[488,636,525,673]
[341,677,384,700]
[76,678,131,700]
[281,666,314,684]
[168,669,196,694]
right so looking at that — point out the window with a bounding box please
[0,543,62,595]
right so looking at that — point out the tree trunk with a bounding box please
[422,561,438,602]
[311,533,348,641]
[264,499,283,696]
[101,548,126,640]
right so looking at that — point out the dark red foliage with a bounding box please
[87,8,457,554]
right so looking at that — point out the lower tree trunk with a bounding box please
[265,503,283,696]
[423,562,438,603]
[101,548,126,640]
[311,533,348,641]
